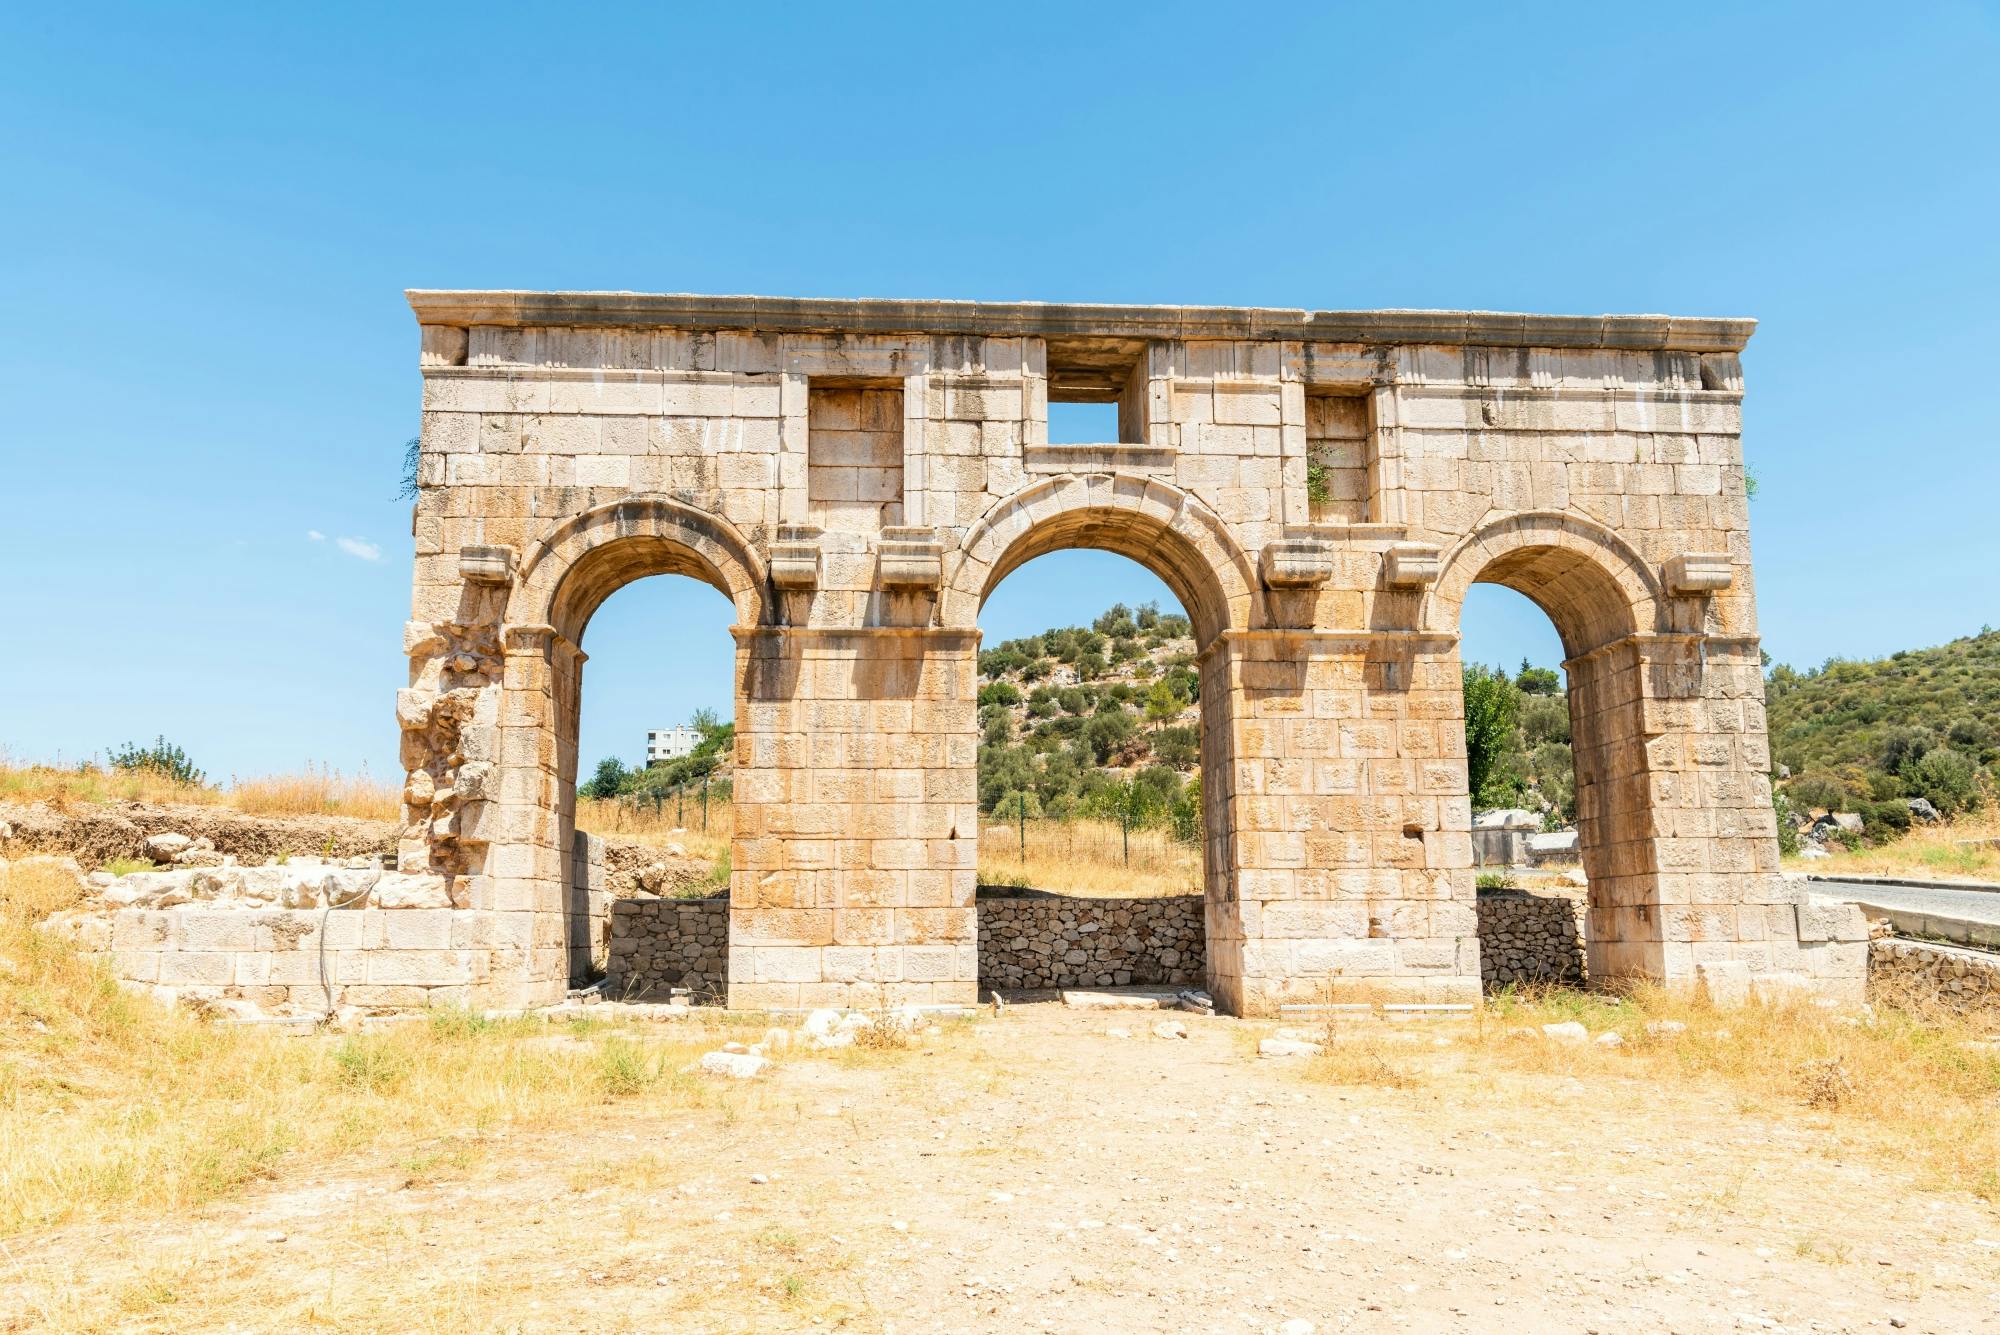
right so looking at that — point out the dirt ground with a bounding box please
[5,1003,1998,1334]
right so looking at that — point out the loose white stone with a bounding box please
[698,1050,769,1079]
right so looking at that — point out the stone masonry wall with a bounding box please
[605,895,729,1000]
[603,893,1206,998]
[979,894,1204,990]
[399,291,1846,1014]
[1868,938,2000,1016]
[1476,890,1587,990]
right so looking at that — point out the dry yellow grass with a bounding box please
[0,760,399,823]
[0,861,766,1238]
[1279,983,2000,1203]
[572,799,1201,897]
[978,818,1200,897]
[1785,809,2000,883]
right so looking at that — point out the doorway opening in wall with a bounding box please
[975,549,1209,996]
[566,573,737,999]
[1460,582,1587,993]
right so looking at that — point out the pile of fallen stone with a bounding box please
[693,1004,948,1079]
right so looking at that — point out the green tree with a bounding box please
[1877,725,1933,777]
[1461,665,1522,806]
[579,756,631,800]
[1084,709,1136,763]
[1515,662,1561,696]
[1144,678,1184,723]
[1152,725,1199,768]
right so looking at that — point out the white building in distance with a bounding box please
[646,724,703,766]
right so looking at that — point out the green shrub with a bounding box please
[108,736,206,787]
[1904,747,1982,816]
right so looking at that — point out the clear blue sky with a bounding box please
[3,3,1995,781]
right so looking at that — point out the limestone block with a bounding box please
[458,545,516,585]
[1664,552,1733,595]
[1384,544,1442,588]
[1260,533,1334,588]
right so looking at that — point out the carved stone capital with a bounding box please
[1385,543,1442,588]
[769,526,822,592]
[1664,553,1733,595]
[878,526,943,591]
[459,544,516,586]
[1260,533,1334,589]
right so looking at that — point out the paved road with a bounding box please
[1803,876,2000,927]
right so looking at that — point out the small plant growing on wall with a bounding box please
[1304,451,1332,505]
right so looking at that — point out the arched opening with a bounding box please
[496,497,767,1002]
[1429,515,1667,988]
[952,478,1256,1001]
[563,573,737,996]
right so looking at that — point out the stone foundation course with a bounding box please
[37,857,504,1018]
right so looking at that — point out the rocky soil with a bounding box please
[4,1003,1995,1332]
[0,799,707,896]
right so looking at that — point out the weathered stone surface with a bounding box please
[1868,939,2000,1017]
[371,289,1844,1013]
[981,895,1203,990]
[1476,890,1587,989]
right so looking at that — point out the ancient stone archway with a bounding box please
[395,292,1865,1013]
[512,493,772,638]
[394,495,767,1007]
[945,473,1263,1003]
[942,473,1260,646]
[1426,513,1774,985]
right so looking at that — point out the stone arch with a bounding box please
[941,474,1260,645]
[512,493,770,643]
[1424,510,1662,660]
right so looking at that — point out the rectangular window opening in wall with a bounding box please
[808,381,904,534]
[1305,391,1372,524]
[1047,401,1118,443]
[1044,337,1150,444]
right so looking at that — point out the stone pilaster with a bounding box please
[728,626,980,1009]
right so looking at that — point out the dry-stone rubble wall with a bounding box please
[978,893,1204,989]
[1868,938,2000,1016]
[1,800,394,869]
[603,892,1207,997]
[605,895,728,1000]
[1476,890,1587,989]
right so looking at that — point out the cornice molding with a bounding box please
[405,291,1756,353]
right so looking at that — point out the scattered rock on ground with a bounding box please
[698,1051,769,1079]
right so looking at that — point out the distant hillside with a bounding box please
[975,602,1202,835]
[1767,629,2000,823]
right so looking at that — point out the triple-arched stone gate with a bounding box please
[397,291,1862,1014]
